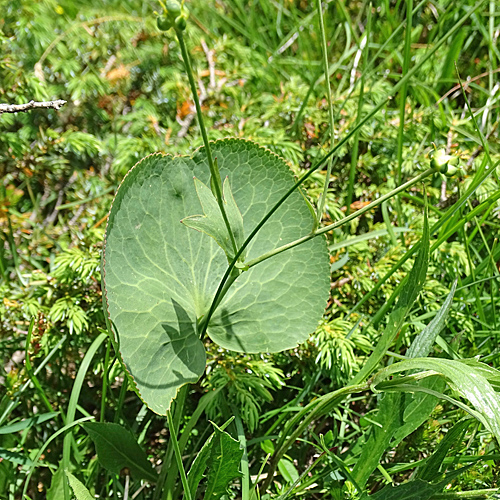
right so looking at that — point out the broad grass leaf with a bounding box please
[0,448,35,467]
[83,422,157,483]
[65,471,94,500]
[372,358,500,441]
[0,412,58,435]
[103,139,329,414]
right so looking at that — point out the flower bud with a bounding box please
[175,14,187,31]
[157,15,173,31]
[165,0,182,19]
[430,147,461,177]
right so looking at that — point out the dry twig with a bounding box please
[0,99,67,114]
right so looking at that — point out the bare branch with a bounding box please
[0,99,67,114]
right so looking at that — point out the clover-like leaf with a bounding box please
[102,139,329,414]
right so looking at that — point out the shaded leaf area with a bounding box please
[83,422,157,483]
[103,139,329,414]
[46,464,65,500]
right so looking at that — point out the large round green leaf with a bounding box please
[103,139,329,414]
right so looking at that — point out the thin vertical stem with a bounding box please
[157,386,188,500]
[232,406,250,500]
[395,0,413,228]
[100,338,111,422]
[176,30,238,255]
[166,409,192,500]
[315,0,335,223]
[346,4,371,217]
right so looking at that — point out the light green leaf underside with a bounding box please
[182,177,245,261]
[103,139,329,414]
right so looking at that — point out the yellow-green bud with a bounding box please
[430,148,461,177]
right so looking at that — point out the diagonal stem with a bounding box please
[245,168,434,269]
[198,0,486,340]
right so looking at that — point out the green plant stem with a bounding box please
[315,0,335,222]
[430,490,500,499]
[245,168,433,269]
[100,338,111,422]
[175,29,238,256]
[346,4,371,217]
[62,332,107,500]
[159,385,188,500]
[382,201,398,246]
[395,0,413,230]
[166,409,192,500]
[349,156,499,317]
[232,405,250,500]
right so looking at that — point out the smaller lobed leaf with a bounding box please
[181,177,245,261]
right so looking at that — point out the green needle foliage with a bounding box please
[1,0,499,499]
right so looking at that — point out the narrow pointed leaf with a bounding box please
[187,429,216,497]
[418,418,472,481]
[0,448,35,466]
[407,280,457,359]
[182,177,245,261]
[351,392,404,487]
[392,376,446,446]
[392,281,458,444]
[222,176,245,254]
[0,412,58,435]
